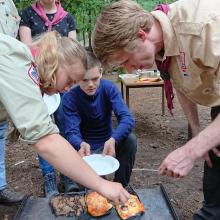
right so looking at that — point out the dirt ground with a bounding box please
[0,74,211,220]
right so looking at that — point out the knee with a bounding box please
[124,133,137,154]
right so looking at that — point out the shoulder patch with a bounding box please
[28,63,40,86]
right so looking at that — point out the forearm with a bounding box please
[19,26,32,46]
[176,90,200,135]
[187,114,220,158]
[34,133,102,190]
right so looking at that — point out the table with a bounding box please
[119,75,165,115]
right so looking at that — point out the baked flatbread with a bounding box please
[86,192,113,217]
[116,194,145,220]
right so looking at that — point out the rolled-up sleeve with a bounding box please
[0,34,58,144]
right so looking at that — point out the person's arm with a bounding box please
[68,30,77,40]
[19,26,32,45]
[66,13,77,40]
[175,90,200,136]
[34,133,129,203]
[18,8,33,45]
[159,114,220,177]
[63,91,83,150]
[107,82,135,143]
[176,89,219,167]
[103,82,134,156]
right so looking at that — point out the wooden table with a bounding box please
[120,75,165,115]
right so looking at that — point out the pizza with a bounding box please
[86,191,113,217]
[115,194,145,220]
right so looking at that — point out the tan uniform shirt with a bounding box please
[0,0,20,38]
[151,0,220,107]
[0,33,58,143]
[0,0,21,122]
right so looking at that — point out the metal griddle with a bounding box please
[13,184,179,220]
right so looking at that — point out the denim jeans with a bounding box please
[38,93,65,176]
[0,121,8,190]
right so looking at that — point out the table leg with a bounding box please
[126,86,129,108]
[162,86,165,116]
[121,81,124,99]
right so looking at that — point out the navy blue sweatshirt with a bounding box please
[62,79,134,150]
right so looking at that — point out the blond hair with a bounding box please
[92,0,153,67]
[34,31,87,90]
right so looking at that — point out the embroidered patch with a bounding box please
[28,63,40,86]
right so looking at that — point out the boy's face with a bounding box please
[79,67,102,96]
[45,60,86,95]
[112,37,156,73]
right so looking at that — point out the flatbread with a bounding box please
[116,194,145,220]
[86,191,113,217]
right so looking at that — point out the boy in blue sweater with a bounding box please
[62,51,137,190]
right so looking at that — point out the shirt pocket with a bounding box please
[175,22,204,36]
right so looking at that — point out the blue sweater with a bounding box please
[62,79,134,150]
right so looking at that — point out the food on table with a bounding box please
[86,191,113,217]
[50,194,86,217]
[137,77,161,82]
[115,194,145,220]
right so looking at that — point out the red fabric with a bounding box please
[32,0,68,31]
[154,4,174,115]
[29,47,38,58]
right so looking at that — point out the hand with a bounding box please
[203,147,220,168]
[103,137,116,156]
[78,142,91,157]
[97,178,130,204]
[159,146,196,178]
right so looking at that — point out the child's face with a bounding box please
[79,67,102,96]
[39,0,55,5]
[112,37,156,73]
[45,60,86,94]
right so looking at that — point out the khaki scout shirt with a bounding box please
[0,0,20,121]
[0,0,20,38]
[151,0,220,107]
[0,33,59,143]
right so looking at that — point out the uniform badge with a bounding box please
[28,63,40,86]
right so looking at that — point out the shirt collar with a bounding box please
[151,10,179,60]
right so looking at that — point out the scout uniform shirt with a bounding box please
[151,0,220,107]
[0,0,20,122]
[0,0,20,38]
[0,33,59,143]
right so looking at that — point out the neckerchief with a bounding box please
[154,4,174,115]
[32,0,68,31]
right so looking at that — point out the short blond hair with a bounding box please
[34,31,87,90]
[92,0,153,67]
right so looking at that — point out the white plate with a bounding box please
[43,93,61,115]
[83,154,120,176]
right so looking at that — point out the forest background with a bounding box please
[14,0,175,48]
